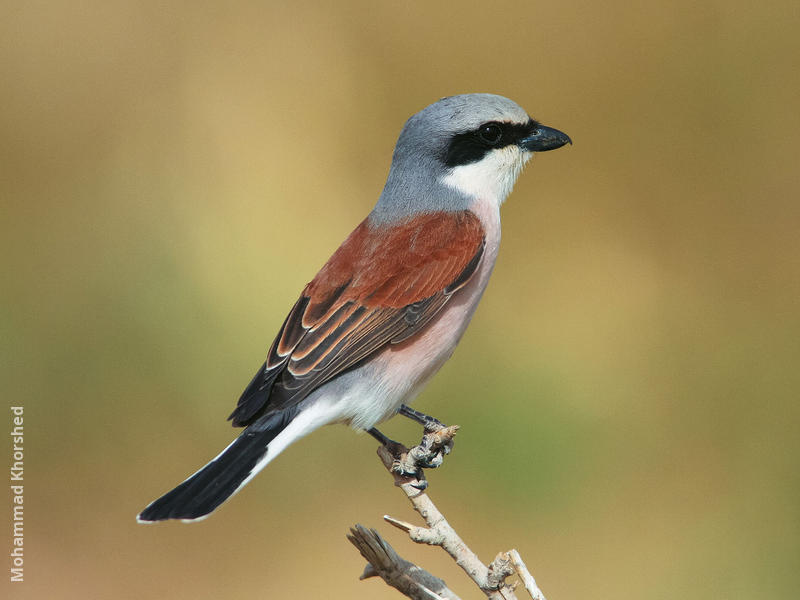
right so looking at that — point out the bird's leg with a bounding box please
[398,404,446,431]
[367,427,406,456]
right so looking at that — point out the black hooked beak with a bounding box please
[519,124,572,152]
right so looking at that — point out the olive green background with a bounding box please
[2,1,798,598]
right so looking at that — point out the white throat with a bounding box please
[441,146,532,205]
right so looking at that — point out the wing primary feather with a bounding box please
[303,280,352,326]
[290,301,359,366]
[288,306,369,373]
[228,362,283,427]
[277,296,311,356]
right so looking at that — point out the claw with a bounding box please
[410,478,428,491]
[373,420,460,490]
[404,424,459,472]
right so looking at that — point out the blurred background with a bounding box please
[2,1,798,598]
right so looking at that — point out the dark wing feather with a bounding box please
[229,210,485,427]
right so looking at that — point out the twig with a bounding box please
[376,436,517,599]
[347,524,460,600]
[508,549,547,600]
[348,424,549,599]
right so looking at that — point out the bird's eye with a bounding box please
[478,123,503,145]
[530,128,541,136]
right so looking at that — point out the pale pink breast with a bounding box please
[366,197,502,418]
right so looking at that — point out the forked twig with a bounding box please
[347,425,548,599]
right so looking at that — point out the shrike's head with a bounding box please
[373,94,571,222]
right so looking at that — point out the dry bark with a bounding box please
[347,424,548,600]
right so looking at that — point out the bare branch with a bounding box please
[507,549,547,600]
[375,430,518,599]
[349,424,548,600]
[347,524,460,600]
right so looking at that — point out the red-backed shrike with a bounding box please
[138,93,570,522]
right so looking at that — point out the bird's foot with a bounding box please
[405,422,459,471]
[397,404,458,470]
[368,422,459,490]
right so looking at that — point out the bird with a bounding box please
[137,93,571,523]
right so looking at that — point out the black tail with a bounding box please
[137,408,298,522]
